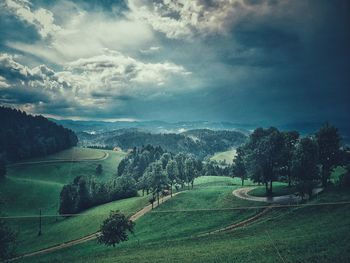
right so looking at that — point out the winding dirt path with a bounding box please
[196,205,272,237]
[8,151,109,167]
[232,187,324,204]
[10,192,181,262]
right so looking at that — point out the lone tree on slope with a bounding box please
[98,211,134,247]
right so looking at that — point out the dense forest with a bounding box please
[0,107,78,163]
[78,128,247,159]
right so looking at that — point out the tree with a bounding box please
[233,147,246,186]
[59,184,77,215]
[281,131,299,187]
[184,157,197,189]
[166,160,179,197]
[316,123,341,187]
[245,127,285,196]
[149,162,168,205]
[291,138,320,199]
[76,178,91,211]
[96,164,103,175]
[175,153,186,188]
[98,211,134,247]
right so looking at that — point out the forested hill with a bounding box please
[0,107,78,162]
[78,128,247,158]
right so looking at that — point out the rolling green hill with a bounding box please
[20,185,350,263]
[0,147,131,254]
[2,150,350,262]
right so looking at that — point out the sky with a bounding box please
[0,0,349,126]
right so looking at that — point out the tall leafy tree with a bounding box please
[281,131,300,186]
[76,178,91,211]
[175,153,187,188]
[316,123,341,187]
[291,138,320,199]
[166,160,179,196]
[233,147,246,186]
[150,162,168,205]
[185,157,197,189]
[59,184,77,215]
[245,127,285,196]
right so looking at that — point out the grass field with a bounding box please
[249,183,297,197]
[0,147,129,254]
[21,185,350,263]
[3,152,350,263]
[210,149,236,164]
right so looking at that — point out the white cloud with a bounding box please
[0,50,192,114]
[6,2,155,63]
[127,0,273,39]
[3,0,61,38]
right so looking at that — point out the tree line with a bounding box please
[59,175,137,215]
[117,145,208,205]
[0,107,77,169]
[232,123,349,197]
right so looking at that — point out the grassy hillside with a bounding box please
[249,182,297,197]
[210,149,237,164]
[0,147,130,254]
[21,186,350,263]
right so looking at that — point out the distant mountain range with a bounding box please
[50,119,254,134]
[51,119,350,145]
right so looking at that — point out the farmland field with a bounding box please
[210,149,237,164]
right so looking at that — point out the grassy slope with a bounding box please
[0,147,131,254]
[249,183,297,197]
[20,176,268,262]
[210,149,237,164]
[22,186,350,263]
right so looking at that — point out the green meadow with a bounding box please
[210,149,237,164]
[0,147,129,254]
[1,148,349,262]
[20,184,350,263]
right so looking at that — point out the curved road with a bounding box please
[8,151,109,167]
[10,192,182,262]
[233,187,324,204]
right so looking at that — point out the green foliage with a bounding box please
[316,123,342,186]
[59,176,137,215]
[244,127,286,195]
[98,211,134,247]
[291,138,320,198]
[80,129,247,159]
[0,106,77,163]
[232,147,246,185]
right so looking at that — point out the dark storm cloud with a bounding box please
[0,0,349,130]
